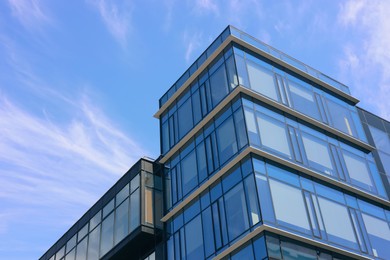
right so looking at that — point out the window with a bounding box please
[244,107,260,146]
[75,237,87,260]
[362,213,390,258]
[247,61,278,101]
[224,183,250,240]
[202,207,215,257]
[115,198,129,244]
[326,100,356,137]
[288,80,321,121]
[145,188,154,224]
[257,113,291,158]
[281,240,317,260]
[317,197,358,250]
[181,150,198,196]
[185,215,204,260]
[231,243,254,260]
[269,179,311,234]
[100,212,114,257]
[342,151,374,191]
[177,98,193,139]
[369,125,390,152]
[216,117,238,165]
[87,225,100,260]
[130,189,140,232]
[209,64,229,106]
[301,133,334,175]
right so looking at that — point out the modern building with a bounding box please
[40,26,390,260]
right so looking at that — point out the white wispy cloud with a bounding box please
[338,0,390,120]
[194,0,219,16]
[183,30,204,63]
[7,0,51,29]
[88,0,133,47]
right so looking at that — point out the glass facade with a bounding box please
[41,26,389,260]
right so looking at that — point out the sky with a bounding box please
[0,0,389,259]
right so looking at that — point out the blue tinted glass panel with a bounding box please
[177,98,193,139]
[224,183,249,241]
[317,197,358,250]
[181,150,198,196]
[231,243,254,260]
[87,225,100,260]
[255,173,275,223]
[202,207,215,257]
[257,113,291,159]
[280,240,317,260]
[244,108,260,146]
[301,132,334,176]
[369,125,390,152]
[269,179,311,234]
[326,100,357,137]
[247,61,279,101]
[209,64,229,106]
[216,117,238,165]
[100,212,114,257]
[114,198,129,244]
[288,80,321,121]
[362,213,390,258]
[342,151,374,192]
[185,215,204,260]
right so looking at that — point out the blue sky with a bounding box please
[0,0,389,259]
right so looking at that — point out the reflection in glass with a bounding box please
[257,114,291,158]
[100,212,114,257]
[87,225,100,260]
[362,213,390,258]
[269,179,311,234]
[115,198,129,244]
[288,80,321,121]
[301,133,334,175]
[185,215,204,260]
[247,61,278,101]
[216,117,238,165]
[224,183,249,240]
[317,197,358,250]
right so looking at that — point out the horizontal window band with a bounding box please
[155,36,359,119]
[161,146,389,223]
[213,224,372,260]
[159,85,373,165]
[154,35,235,119]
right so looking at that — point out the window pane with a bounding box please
[326,100,356,137]
[178,98,193,139]
[244,108,260,146]
[181,150,198,196]
[247,61,278,101]
[202,207,215,257]
[209,64,229,106]
[234,109,248,150]
[192,90,202,125]
[115,198,129,244]
[100,212,114,257]
[130,189,140,232]
[116,184,129,206]
[185,215,204,260]
[231,243,254,260]
[281,240,317,260]
[75,237,87,260]
[342,151,374,191]
[216,117,238,165]
[269,179,311,234]
[317,197,358,249]
[224,183,249,241]
[369,126,390,152]
[362,213,390,258]
[162,121,169,154]
[87,225,100,260]
[378,151,390,175]
[257,113,291,158]
[196,142,207,183]
[288,80,321,121]
[131,174,140,193]
[301,133,334,175]
[244,176,260,225]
